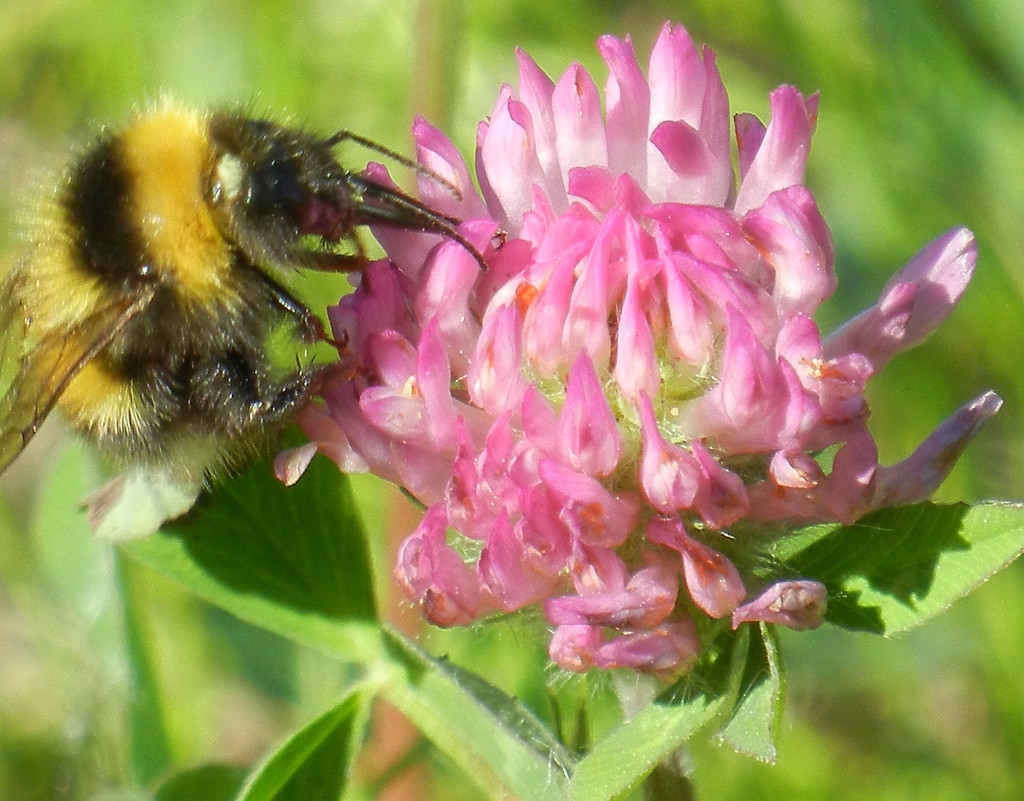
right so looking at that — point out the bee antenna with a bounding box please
[326,129,463,201]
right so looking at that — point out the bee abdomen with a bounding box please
[62,137,145,283]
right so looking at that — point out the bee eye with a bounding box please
[248,159,304,212]
[213,153,245,204]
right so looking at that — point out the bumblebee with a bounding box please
[0,100,482,504]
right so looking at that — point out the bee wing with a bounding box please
[85,466,202,541]
[0,263,29,392]
[0,273,156,474]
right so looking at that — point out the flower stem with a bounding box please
[411,0,466,130]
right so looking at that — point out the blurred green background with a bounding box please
[1,0,1022,798]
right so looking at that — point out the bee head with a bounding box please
[205,114,361,264]
[206,112,488,271]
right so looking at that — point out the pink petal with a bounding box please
[776,314,873,426]
[734,86,816,215]
[328,260,413,354]
[593,619,701,676]
[361,163,457,279]
[569,542,630,596]
[599,33,650,180]
[696,47,733,203]
[479,512,566,612]
[691,440,750,528]
[777,357,825,449]
[649,119,715,189]
[647,22,705,138]
[648,517,746,618]
[520,385,560,456]
[689,307,789,453]
[637,393,702,513]
[825,228,976,370]
[735,112,766,179]
[395,506,487,627]
[539,459,640,548]
[412,116,489,219]
[361,321,456,449]
[613,245,660,402]
[732,580,827,630]
[315,379,395,475]
[294,396,368,475]
[566,165,617,212]
[644,23,732,205]
[822,426,880,524]
[514,48,563,207]
[769,449,823,490]
[561,209,623,368]
[468,305,526,416]
[552,62,608,185]
[476,86,546,228]
[872,390,1002,509]
[522,233,592,373]
[544,557,678,629]
[742,185,836,316]
[274,443,318,486]
[558,354,622,476]
[659,258,714,366]
[445,414,526,540]
[414,247,484,374]
[549,624,603,672]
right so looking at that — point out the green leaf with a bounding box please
[153,764,248,801]
[569,628,751,801]
[123,452,381,662]
[115,552,173,784]
[716,623,784,762]
[236,691,368,801]
[771,502,1024,635]
[84,792,149,801]
[30,439,105,608]
[26,442,181,781]
[380,627,575,801]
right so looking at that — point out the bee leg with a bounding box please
[193,350,317,434]
[252,270,340,346]
[260,370,318,419]
[307,252,364,272]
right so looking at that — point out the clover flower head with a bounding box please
[283,22,999,676]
